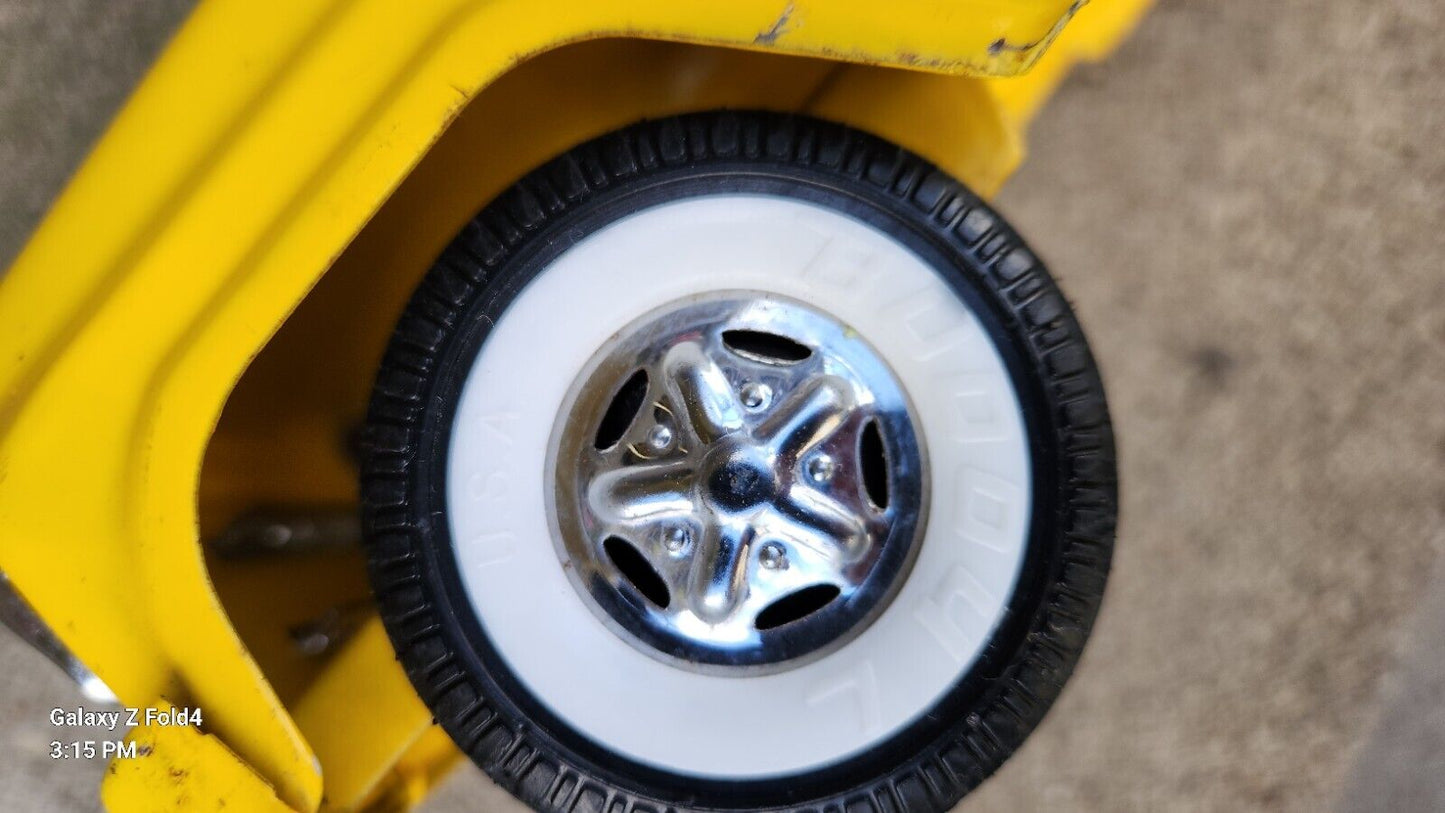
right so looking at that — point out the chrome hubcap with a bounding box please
[548,293,928,672]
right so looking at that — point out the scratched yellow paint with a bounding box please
[101,701,294,812]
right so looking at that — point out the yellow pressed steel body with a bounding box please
[0,0,1148,809]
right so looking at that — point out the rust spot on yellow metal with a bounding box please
[987,37,1042,56]
[754,3,796,45]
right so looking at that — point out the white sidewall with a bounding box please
[447,195,1031,778]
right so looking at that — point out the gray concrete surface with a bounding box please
[1341,530,1445,813]
[964,2,1445,810]
[1,0,1443,811]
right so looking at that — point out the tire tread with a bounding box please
[362,111,1116,813]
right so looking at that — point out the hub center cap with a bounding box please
[704,447,776,512]
[548,293,929,672]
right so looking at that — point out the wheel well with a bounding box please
[196,31,1014,722]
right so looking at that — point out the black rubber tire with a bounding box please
[362,111,1116,813]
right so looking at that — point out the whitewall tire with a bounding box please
[363,112,1116,813]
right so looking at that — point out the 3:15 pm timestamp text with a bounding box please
[49,740,138,760]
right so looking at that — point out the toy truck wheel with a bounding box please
[361,112,1116,812]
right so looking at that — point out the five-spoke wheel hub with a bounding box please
[548,293,928,672]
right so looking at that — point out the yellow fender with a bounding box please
[0,0,1149,809]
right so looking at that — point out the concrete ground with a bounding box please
[2,0,1442,810]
